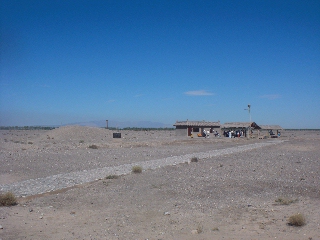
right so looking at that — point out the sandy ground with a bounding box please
[0,127,319,240]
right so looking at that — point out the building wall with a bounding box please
[175,128,187,136]
[175,126,221,136]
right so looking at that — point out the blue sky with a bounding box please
[1,0,319,128]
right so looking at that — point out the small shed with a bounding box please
[173,120,221,136]
[221,122,261,137]
[260,125,283,137]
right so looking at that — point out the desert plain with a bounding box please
[0,126,319,240]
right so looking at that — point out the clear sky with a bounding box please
[1,0,319,128]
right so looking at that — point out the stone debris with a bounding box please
[191,229,198,234]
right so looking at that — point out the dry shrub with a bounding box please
[275,197,297,205]
[88,144,98,149]
[196,223,203,233]
[0,192,17,206]
[132,166,142,173]
[191,157,198,162]
[105,175,119,179]
[288,213,306,226]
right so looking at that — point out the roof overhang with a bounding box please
[259,125,283,130]
[174,121,220,127]
[221,122,261,129]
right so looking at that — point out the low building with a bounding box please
[221,122,261,137]
[173,120,221,136]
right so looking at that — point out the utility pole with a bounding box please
[248,104,251,123]
[248,104,251,138]
[244,104,252,139]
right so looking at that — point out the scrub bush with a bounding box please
[0,192,17,206]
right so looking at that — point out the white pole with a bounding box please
[248,104,251,138]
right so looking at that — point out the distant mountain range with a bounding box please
[64,120,174,129]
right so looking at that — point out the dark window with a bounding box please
[193,128,199,132]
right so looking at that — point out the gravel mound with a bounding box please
[41,125,112,142]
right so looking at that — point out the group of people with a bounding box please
[270,130,281,137]
[201,129,221,138]
[193,129,281,139]
[223,130,244,138]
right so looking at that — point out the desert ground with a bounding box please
[0,126,319,240]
